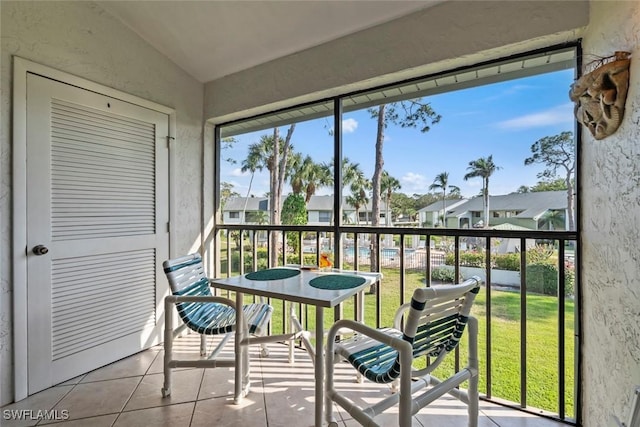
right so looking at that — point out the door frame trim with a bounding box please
[12,57,176,401]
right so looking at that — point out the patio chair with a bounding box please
[325,276,481,427]
[161,253,273,399]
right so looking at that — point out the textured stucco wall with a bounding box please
[204,0,589,123]
[581,2,640,425]
[0,1,204,405]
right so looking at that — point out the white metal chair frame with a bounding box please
[325,277,482,427]
[161,253,273,399]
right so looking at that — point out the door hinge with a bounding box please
[167,222,171,233]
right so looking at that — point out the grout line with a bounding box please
[33,380,82,426]
[108,372,146,426]
[187,369,207,427]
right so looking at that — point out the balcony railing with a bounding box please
[209,223,579,424]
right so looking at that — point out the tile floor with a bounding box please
[2,335,569,427]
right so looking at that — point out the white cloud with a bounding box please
[230,168,248,177]
[400,172,429,193]
[342,118,358,133]
[496,103,574,130]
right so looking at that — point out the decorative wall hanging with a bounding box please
[569,51,631,140]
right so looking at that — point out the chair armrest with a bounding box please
[164,295,248,334]
[327,319,411,353]
[165,294,237,310]
[392,302,412,330]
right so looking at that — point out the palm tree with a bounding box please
[290,154,333,203]
[380,171,401,226]
[323,157,367,223]
[323,157,362,188]
[348,176,371,225]
[463,155,501,228]
[539,210,565,230]
[428,171,460,227]
[287,152,306,195]
[241,138,270,222]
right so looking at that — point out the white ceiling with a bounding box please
[99,1,438,83]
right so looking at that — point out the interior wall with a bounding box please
[0,1,205,405]
[204,0,589,123]
[580,1,640,425]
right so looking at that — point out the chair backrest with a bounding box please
[163,253,214,328]
[355,277,482,384]
[403,277,481,370]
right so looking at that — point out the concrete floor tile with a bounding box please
[0,386,73,427]
[190,395,266,427]
[82,350,158,383]
[51,377,141,421]
[114,402,194,427]
[38,414,117,427]
[124,369,204,411]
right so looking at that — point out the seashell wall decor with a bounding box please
[569,51,631,140]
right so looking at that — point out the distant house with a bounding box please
[442,191,569,230]
[223,195,389,225]
[223,197,270,224]
[417,199,467,227]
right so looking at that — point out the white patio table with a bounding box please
[210,266,382,427]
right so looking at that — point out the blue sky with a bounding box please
[221,69,575,199]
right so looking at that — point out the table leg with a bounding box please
[234,291,244,404]
[356,289,365,323]
[289,301,295,364]
[315,307,324,427]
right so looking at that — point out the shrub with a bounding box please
[431,267,457,283]
[445,251,485,268]
[526,244,555,264]
[526,262,574,296]
[230,248,269,272]
[493,253,521,271]
[461,251,485,267]
[445,253,455,266]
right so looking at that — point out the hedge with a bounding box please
[526,262,575,296]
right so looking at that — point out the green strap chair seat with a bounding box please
[161,253,273,399]
[326,277,481,427]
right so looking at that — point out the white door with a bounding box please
[26,74,169,394]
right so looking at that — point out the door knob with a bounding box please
[32,245,49,256]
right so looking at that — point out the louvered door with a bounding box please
[26,74,169,394]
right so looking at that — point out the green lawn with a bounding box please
[261,267,576,418]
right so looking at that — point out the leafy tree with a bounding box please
[281,193,307,225]
[381,171,401,225]
[463,155,501,228]
[530,178,569,192]
[220,182,239,213]
[524,131,576,230]
[390,193,417,222]
[368,100,440,270]
[413,193,440,210]
[428,171,460,227]
[517,185,530,193]
[282,193,308,252]
[220,136,238,165]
